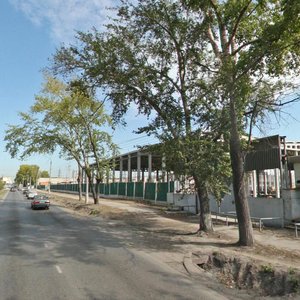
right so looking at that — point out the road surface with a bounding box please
[0,190,242,300]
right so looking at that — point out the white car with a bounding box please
[27,191,38,199]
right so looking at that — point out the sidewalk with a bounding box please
[48,191,300,270]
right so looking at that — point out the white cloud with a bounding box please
[9,0,119,43]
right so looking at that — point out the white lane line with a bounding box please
[55,265,63,274]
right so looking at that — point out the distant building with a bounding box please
[285,141,300,156]
[0,176,13,186]
[37,177,75,187]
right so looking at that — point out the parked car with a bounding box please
[31,195,50,210]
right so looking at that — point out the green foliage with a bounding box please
[51,0,232,215]
[15,165,40,186]
[287,267,300,292]
[288,275,300,292]
[0,180,5,191]
[260,264,274,274]
[288,268,296,275]
[40,170,50,178]
[5,76,118,189]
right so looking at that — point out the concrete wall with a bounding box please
[209,194,284,226]
[167,193,198,213]
[168,190,287,227]
[209,193,235,213]
[283,189,300,221]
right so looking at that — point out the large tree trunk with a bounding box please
[91,182,98,204]
[95,178,101,203]
[193,175,213,232]
[229,100,254,246]
[77,164,83,201]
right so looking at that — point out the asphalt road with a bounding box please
[0,190,236,300]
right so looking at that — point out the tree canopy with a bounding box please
[52,0,233,232]
[5,76,118,203]
[15,165,40,186]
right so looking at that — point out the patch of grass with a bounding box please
[89,209,100,215]
[288,268,296,275]
[260,264,274,274]
[289,276,300,292]
[287,269,300,292]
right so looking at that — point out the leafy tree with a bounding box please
[40,170,50,178]
[15,165,40,187]
[0,180,5,191]
[5,76,118,204]
[180,0,300,246]
[51,0,232,232]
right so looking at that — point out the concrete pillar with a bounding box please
[252,170,257,197]
[137,152,141,182]
[119,156,123,182]
[128,154,132,182]
[275,168,280,198]
[148,154,152,182]
[264,171,268,195]
[112,158,116,183]
[161,155,166,182]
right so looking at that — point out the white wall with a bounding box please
[285,190,300,221]
[169,188,300,226]
[167,193,198,213]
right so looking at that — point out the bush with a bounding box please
[0,180,5,191]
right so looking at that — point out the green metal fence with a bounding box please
[135,182,144,198]
[127,183,134,197]
[118,183,126,196]
[39,180,174,204]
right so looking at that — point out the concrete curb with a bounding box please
[183,253,203,277]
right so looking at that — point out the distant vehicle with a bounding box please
[10,187,16,192]
[27,191,38,199]
[31,195,50,210]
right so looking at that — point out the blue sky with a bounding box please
[0,0,154,179]
[0,0,300,180]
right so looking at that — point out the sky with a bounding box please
[0,0,155,179]
[0,1,300,180]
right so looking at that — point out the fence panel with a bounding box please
[110,183,118,195]
[135,182,144,198]
[127,183,134,197]
[157,182,169,202]
[104,184,110,195]
[145,183,156,201]
[118,183,126,196]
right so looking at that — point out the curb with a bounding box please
[183,254,204,277]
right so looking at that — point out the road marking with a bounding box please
[44,243,49,248]
[55,265,62,274]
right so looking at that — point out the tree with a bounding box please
[15,165,40,187]
[0,180,5,191]
[5,76,118,204]
[40,170,50,178]
[180,0,300,246]
[51,0,232,232]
